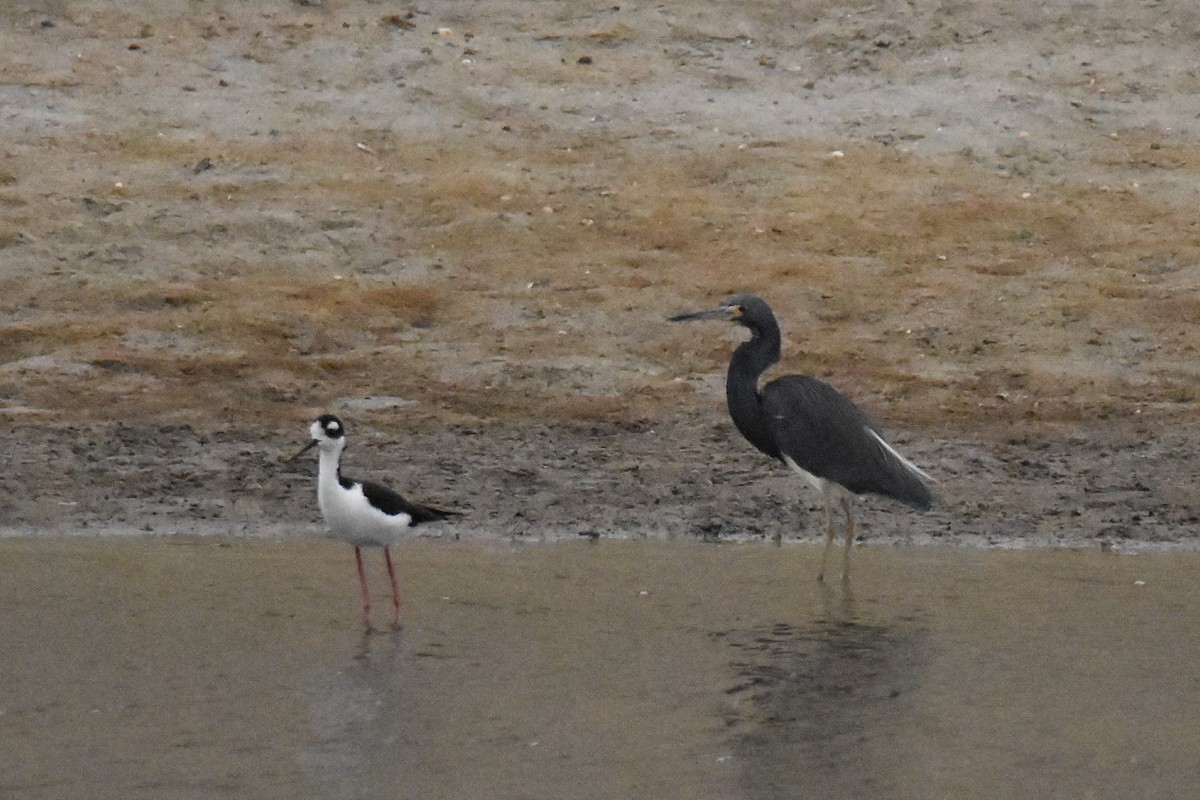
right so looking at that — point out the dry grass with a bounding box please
[3,117,1198,432]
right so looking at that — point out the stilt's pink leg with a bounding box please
[383,546,402,626]
[354,546,372,628]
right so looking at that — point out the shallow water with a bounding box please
[2,537,1198,799]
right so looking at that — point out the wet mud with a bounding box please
[4,416,1198,551]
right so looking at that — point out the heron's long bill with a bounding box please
[667,306,736,323]
[289,439,320,461]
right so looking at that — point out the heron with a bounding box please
[669,293,932,581]
[291,414,461,629]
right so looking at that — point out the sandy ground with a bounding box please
[2,1,1200,548]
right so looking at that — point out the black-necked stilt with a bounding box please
[292,414,461,628]
[669,294,933,582]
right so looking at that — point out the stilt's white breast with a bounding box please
[319,478,415,547]
[315,446,416,547]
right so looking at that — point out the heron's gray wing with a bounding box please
[761,376,931,509]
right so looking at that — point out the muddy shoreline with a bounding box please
[5,413,1197,550]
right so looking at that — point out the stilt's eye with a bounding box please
[325,421,341,434]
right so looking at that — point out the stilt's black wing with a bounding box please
[346,474,462,523]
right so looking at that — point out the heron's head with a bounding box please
[668,293,775,336]
[290,413,347,460]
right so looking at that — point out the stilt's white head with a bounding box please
[291,414,347,460]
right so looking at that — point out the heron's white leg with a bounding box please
[839,495,856,582]
[816,492,838,582]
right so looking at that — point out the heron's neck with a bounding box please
[732,325,780,381]
[726,330,782,459]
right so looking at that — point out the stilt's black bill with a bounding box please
[288,439,319,461]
